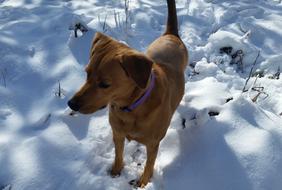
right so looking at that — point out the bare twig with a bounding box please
[124,0,130,27]
[55,80,65,98]
[98,14,108,33]
[102,14,108,33]
[274,66,280,79]
[242,51,260,92]
[123,0,131,35]
[0,68,7,87]
[248,75,268,102]
[114,10,120,29]
[241,30,251,40]
[238,23,247,33]
[251,86,269,102]
[71,23,88,38]
[253,74,259,85]
[58,81,61,97]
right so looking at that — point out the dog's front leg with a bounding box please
[137,143,159,188]
[110,131,125,177]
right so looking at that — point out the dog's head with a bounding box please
[68,32,153,114]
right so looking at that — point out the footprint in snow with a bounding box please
[19,113,52,135]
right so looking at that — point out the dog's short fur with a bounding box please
[68,0,188,187]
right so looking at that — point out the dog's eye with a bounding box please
[98,81,110,89]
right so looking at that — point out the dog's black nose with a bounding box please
[67,99,80,111]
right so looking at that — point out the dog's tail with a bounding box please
[164,0,179,37]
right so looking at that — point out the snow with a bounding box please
[1,0,282,190]
[164,97,282,190]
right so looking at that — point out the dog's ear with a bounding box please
[120,52,153,89]
[90,32,110,57]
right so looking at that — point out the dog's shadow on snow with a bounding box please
[61,114,91,140]
[160,114,253,190]
[61,109,107,141]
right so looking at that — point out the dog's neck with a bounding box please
[110,72,155,112]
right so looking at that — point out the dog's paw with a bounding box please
[108,168,121,178]
[129,179,147,189]
[136,180,147,188]
[109,162,124,178]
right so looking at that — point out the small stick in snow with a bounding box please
[102,15,108,33]
[0,68,7,87]
[70,23,88,38]
[58,81,61,97]
[55,80,66,98]
[251,86,269,102]
[274,66,280,79]
[241,30,251,40]
[249,75,269,102]
[98,14,108,33]
[242,51,261,92]
[124,0,130,31]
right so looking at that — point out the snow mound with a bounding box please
[204,30,259,67]
[163,96,282,190]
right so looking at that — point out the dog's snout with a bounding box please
[67,99,80,111]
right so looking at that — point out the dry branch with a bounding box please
[242,51,260,92]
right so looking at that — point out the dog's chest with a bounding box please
[109,108,148,140]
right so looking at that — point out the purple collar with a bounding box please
[122,72,156,112]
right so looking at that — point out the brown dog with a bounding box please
[68,0,188,187]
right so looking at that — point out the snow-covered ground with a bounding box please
[1,0,282,189]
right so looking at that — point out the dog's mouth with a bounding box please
[68,105,107,115]
[69,110,77,116]
[99,105,107,110]
[65,107,78,116]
